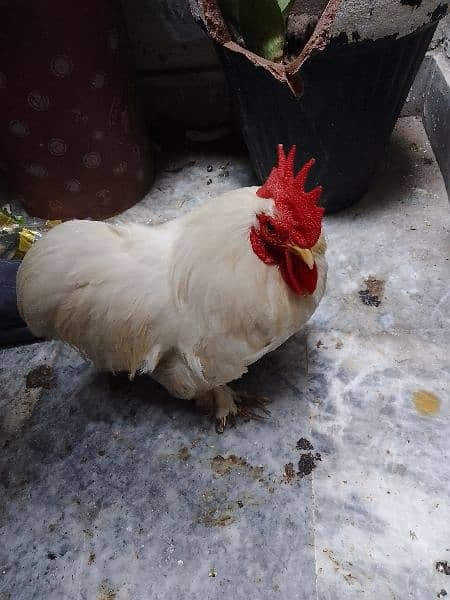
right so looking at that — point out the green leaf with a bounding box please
[218,0,287,62]
[276,0,294,14]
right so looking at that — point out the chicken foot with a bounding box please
[195,385,271,433]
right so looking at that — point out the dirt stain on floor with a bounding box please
[413,390,441,416]
[25,365,54,389]
[298,452,321,477]
[296,438,314,451]
[210,455,264,481]
[358,277,385,308]
[197,488,246,528]
[200,509,236,528]
[323,549,359,587]
[366,277,384,297]
[97,582,116,600]
[283,462,296,483]
[178,446,191,461]
[435,561,450,575]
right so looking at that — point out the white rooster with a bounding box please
[17,145,327,431]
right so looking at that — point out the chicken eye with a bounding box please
[266,221,276,234]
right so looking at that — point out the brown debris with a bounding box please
[200,510,236,528]
[178,446,191,461]
[436,561,450,575]
[210,454,245,476]
[25,365,54,389]
[210,454,264,480]
[343,573,358,585]
[359,277,385,308]
[197,489,242,528]
[297,438,314,451]
[365,277,385,298]
[97,582,116,600]
[283,462,296,482]
[297,452,321,477]
[323,548,340,569]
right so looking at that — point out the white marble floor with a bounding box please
[1,117,449,600]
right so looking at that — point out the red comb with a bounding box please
[257,145,324,248]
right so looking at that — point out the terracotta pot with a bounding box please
[0,0,153,220]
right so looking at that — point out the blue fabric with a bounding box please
[0,259,38,346]
[0,259,23,326]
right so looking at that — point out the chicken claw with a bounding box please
[194,386,271,433]
[234,391,272,421]
[215,416,229,434]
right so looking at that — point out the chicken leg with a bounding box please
[195,385,271,433]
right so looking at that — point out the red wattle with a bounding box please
[279,249,318,296]
[250,226,277,265]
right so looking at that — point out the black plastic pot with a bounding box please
[217,22,438,213]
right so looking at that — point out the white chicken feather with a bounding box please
[17,147,327,431]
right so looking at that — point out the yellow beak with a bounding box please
[288,245,315,270]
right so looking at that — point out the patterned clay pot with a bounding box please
[0,1,153,220]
